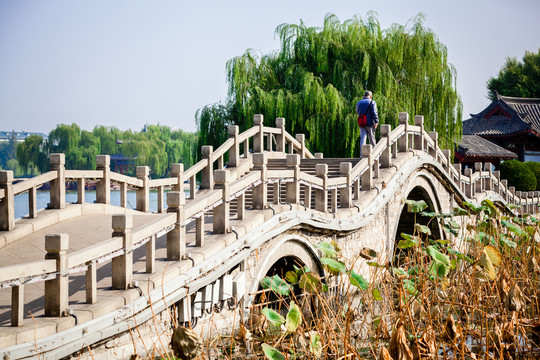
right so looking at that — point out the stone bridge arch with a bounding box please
[390,170,450,257]
[246,234,324,308]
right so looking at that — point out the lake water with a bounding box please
[14,190,165,219]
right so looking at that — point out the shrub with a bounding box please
[525,161,540,191]
[500,160,536,191]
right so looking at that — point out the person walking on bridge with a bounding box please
[356,90,379,153]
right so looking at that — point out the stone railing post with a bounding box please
[11,284,24,326]
[315,152,323,159]
[474,162,483,193]
[167,191,186,259]
[44,233,69,317]
[0,170,14,231]
[201,145,214,190]
[443,150,451,173]
[96,155,111,205]
[315,164,328,213]
[252,153,267,210]
[484,163,493,191]
[493,170,501,195]
[414,116,424,151]
[171,163,184,192]
[77,178,85,205]
[428,132,438,159]
[464,168,473,198]
[276,118,286,153]
[214,170,230,234]
[509,186,516,206]
[295,134,306,158]
[49,153,65,209]
[228,125,240,167]
[515,191,522,213]
[136,166,150,212]
[528,191,535,214]
[453,164,462,192]
[286,154,300,204]
[340,162,352,208]
[111,214,133,290]
[361,145,373,190]
[380,124,392,168]
[398,112,409,152]
[501,180,508,202]
[253,114,264,153]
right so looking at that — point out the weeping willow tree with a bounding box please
[197,13,462,157]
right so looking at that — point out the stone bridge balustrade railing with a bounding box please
[0,212,177,326]
[3,111,540,332]
[0,116,314,232]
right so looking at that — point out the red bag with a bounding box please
[357,100,372,128]
[357,114,367,127]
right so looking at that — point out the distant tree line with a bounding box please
[8,124,197,178]
[488,49,540,100]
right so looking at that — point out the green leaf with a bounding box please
[463,201,483,214]
[420,211,437,217]
[284,270,298,283]
[367,261,386,268]
[502,219,527,237]
[425,245,451,266]
[452,207,470,216]
[398,233,419,249]
[315,241,338,258]
[403,199,428,213]
[448,248,473,263]
[298,272,323,294]
[392,267,409,278]
[500,234,517,248]
[415,223,431,235]
[446,220,460,229]
[261,307,285,327]
[372,288,383,301]
[349,270,368,290]
[309,331,322,357]
[320,257,347,274]
[261,344,286,360]
[430,261,449,278]
[260,275,292,296]
[285,302,302,332]
[481,199,499,217]
[403,279,418,294]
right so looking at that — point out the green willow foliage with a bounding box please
[17,124,197,178]
[198,13,462,157]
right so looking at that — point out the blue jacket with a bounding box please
[356,97,379,127]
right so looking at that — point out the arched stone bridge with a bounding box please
[0,113,537,359]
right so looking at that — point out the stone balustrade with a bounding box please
[1,112,540,330]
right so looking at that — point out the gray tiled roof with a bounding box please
[463,94,540,136]
[457,135,517,159]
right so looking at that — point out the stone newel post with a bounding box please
[136,166,150,212]
[398,112,409,152]
[428,132,438,159]
[167,191,186,259]
[201,146,214,190]
[111,214,133,290]
[286,154,300,204]
[171,163,184,192]
[380,124,392,168]
[340,162,352,208]
[49,153,65,209]
[228,125,240,167]
[0,170,14,231]
[414,115,424,151]
[315,164,328,213]
[96,155,111,205]
[252,153,267,210]
[361,145,373,191]
[295,134,306,158]
[253,114,264,153]
[214,170,230,234]
[44,233,69,317]
[276,118,286,152]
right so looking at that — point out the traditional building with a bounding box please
[462,94,540,161]
[455,135,517,169]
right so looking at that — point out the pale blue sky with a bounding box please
[0,0,539,134]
